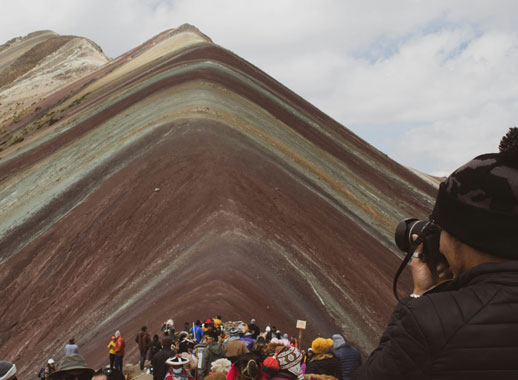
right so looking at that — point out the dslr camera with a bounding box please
[394,218,447,276]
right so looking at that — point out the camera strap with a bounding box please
[392,235,425,301]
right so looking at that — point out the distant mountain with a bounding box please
[0,24,437,377]
[0,30,109,149]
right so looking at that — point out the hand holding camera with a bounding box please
[393,218,452,299]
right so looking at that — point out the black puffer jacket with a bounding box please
[306,354,343,380]
[354,261,518,380]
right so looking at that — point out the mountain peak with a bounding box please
[0,25,436,377]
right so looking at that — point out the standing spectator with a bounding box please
[190,321,204,344]
[107,335,117,369]
[152,337,175,380]
[224,329,249,363]
[114,330,125,371]
[149,334,162,366]
[136,326,151,371]
[305,338,342,380]
[44,359,56,380]
[247,319,260,340]
[331,334,360,380]
[200,335,225,380]
[0,361,16,380]
[212,316,222,330]
[64,338,79,355]
[162,319,175,339]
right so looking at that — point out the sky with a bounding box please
[1,0,517,175]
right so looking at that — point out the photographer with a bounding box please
[354,128,518,379]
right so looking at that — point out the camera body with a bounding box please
[395,218,447,275]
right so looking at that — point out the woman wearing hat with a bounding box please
[0,361,16,380]
[48,354,94,380]
[164,356,193,380]
[305,338,342,380]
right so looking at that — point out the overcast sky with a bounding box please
[2,0,517,175]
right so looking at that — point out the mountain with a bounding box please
[0,30,109,150]
[0,24,438,376]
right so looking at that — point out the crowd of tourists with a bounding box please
[4,316,361,380]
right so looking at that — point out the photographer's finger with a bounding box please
[411,233,424,252]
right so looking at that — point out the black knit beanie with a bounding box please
[430,128,518,259]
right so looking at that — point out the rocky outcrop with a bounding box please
[0,24,437,378]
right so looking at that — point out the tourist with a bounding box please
[48,354,93,380]
[224,329,249,363]
[164,356,193,380]
[162,319,175,339]
[241,330,256,351]
[305,338,342,380]
[114,331,125,371]
[152,337,175,380]
[331,334,360,380]
[200,335,225,380]
[264,346,304,380]
[190,321,204,344]
[44,359,56,380]
[149,334,162,365]
[64,338,79,355]
[247,319,260,340]
[226,353,261,380]
[354,128,518,378]
[0,361,16,380]
[136,325,151,370]
[107,335,117,369]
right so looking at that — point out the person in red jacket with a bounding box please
[136,326,151,371]
[114,330,125,371]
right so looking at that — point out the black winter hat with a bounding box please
[430,128,518,258]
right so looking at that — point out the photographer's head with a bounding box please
[431,128,518,273]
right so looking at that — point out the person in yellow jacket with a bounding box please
[213,316,222,329]
[107,335,117,369]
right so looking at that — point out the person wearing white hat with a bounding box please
[44,359,56,380]
[164,356,193,380]
[0,361,16,380]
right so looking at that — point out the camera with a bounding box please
[394,218,446,275]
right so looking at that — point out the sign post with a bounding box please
[296,320,306,349]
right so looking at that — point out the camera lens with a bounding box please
[395,218,431,252]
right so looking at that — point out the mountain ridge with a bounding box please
[0,25,436,377]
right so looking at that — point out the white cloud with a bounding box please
[1,0,517,175]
